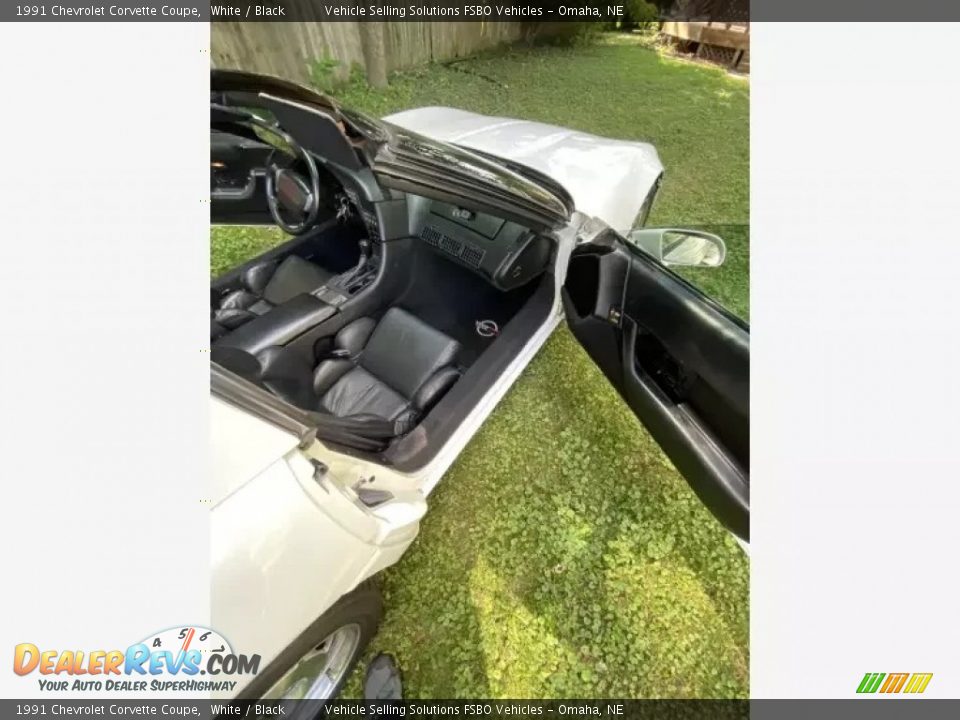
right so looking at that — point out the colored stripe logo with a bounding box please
[857,672,932,694]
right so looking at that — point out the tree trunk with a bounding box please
[359,22,388,89]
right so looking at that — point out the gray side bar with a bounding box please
[5,1,960,22]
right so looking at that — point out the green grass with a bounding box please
[211,36,748,698]
[210,225,287,278]
[347,328,748,698]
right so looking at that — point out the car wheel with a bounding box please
[241,580,383,703]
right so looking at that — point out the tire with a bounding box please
[238,580,383,701]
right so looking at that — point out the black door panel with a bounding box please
[562,230,749,540]
[211,128,272,224]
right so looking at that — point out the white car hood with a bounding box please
[383,106,664,236]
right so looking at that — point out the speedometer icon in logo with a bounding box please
[131,625,261,679]
[141,626,232,658]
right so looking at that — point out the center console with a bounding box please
[216,241,381,356]
[216,293,338,355]
[312,239,378,306]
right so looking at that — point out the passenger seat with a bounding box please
[212,307,462,434]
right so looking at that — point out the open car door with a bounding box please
[210,126,273,225]
[562,225,749,541]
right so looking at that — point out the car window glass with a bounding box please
[627,222,749,323]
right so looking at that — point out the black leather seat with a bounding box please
[214,307,461,432]
[212,255,335,333]
[315,308,461,425]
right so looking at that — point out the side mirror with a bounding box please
[628,228,727,268]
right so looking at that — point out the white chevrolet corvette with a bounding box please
[209,70,748,701]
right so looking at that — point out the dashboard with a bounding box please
[338,184,553,293]
[406,197,554,292]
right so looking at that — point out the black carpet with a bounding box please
[394,247,539,367]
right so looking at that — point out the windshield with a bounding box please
[211,69,572,228]
[339,106,389,142]
[376,124,572,226]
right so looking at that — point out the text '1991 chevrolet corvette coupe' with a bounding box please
[209,69,748,702]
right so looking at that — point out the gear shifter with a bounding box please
[356,238,372,268]
[336,238,373,293]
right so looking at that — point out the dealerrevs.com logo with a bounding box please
[13,626,260,693]
[856,672,933,695]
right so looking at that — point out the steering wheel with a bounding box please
[265,140,322,235]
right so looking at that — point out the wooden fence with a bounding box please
[211,21,534,87]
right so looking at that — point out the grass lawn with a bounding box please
[211,36,749,698]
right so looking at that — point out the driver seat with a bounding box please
[212,255,334,333]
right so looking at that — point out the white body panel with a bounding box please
[384,107,664,236]
[210,398,426,683]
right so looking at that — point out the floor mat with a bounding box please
[395,247,540,367]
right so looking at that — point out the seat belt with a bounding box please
[308,412,416,451]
